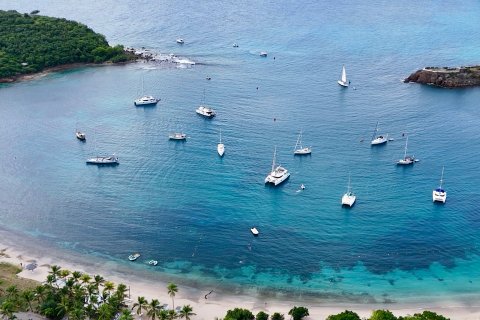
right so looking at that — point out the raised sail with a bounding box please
[337,65,349,87]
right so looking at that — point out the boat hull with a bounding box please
[265,171,290,186]
[294,147,312,155]
[342,194,356,207]
[86,156,119,165]
[371,137,388,145]
[337,80,349,87]
[217,144,225,156]
[432,190,447,203]
[134,100,159,106]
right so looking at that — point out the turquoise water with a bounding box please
[1,0,480,304]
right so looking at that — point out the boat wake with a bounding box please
[129,47,197,68]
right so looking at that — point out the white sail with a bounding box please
[341,65,347,83]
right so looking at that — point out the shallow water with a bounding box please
[1,0,480,304]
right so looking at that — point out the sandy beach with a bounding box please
[0,228,479,320]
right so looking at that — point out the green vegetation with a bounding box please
[0,263,194,320]
[288,306,309,320]
[255,311,269,320]
[0,10,135,79]
[327,310,361,320]
[224,308,254,320]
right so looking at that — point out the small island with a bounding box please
[0,10,137,83]
[404,66,480,88]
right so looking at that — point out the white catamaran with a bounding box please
[134,77,160,106]
[432,166,447,203]
[293,130,312,155]
[265,147,290,186]
[341,174,356,207]
[337,65,349,87]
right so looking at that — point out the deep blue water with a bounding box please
[1,0,480,303]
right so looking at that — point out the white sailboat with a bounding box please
[432,166,447,203]
[337,65,349,87]
[370,121,388,145]
[341,175,356,207]
[134,76,160,106]
[217,130,225,157]
[293,130,312,155]
[397,135,418,165]
[86,131,119,165]
[265,147,290,186]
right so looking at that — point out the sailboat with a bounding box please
[432,166,447,203]
[134,76,160,106]
[337,65,349,87]
[85,131,119,165]
[293,130,312,155]
[341,175,356,207]
[196,89,216,118]
[217,130,225,156]
[397,135,418,165]
[265,147,290,186]
[370,121,388,145]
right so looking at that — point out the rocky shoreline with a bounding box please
[404,66,480,88]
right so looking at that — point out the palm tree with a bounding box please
[167,309,177,320]
[158,309,169,320]
[21,290,35,312]
[179,305,195,320]
[146,299,163,320]
[166,283,178,309]
[103,281,115,298]
[93,275,105,291]
[115,283,128,303]
[0,300,17,320]
[5,285,19,300]
[71,271,83,282]
[33,285,46,308]
[132,296,148,317]
[80,273,92,285]
[97,303,114,320]
[49,265,61,278]
[119,308,135,320]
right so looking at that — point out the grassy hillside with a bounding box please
[0,10,133,79]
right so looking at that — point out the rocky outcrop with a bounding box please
[404,66,480,88]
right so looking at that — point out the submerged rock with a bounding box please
[404,66,480,88]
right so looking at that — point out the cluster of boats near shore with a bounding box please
[75,54,447,244]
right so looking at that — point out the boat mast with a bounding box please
[439,166,445,188]
[342,65,347,83]
[271,146,277,172]
[371,121,379,141]
[219,129,222,144]
[403,135,408,159]
[347,174,351,193]
[294,130,302,151]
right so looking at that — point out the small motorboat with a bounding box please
[76,131,86,141]
[128,253,140,261]
[250,227,259,236]
[148,260,158,266]
[176,38,184,44]
[259,51,268,57]
[206,77,211,80]
[169,133,187,140]
[300,184,305,190]
[233,43,239,48]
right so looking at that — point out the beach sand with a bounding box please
[1,228,479,320]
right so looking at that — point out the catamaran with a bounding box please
[196,90,216,118]
[341,175,356,207]
[134,77,160,106]
[265,147,290,186]
[337,65,349,87]
[397,135,418,165]
[217,130,225,156]
[432,166,447,203]
[371,121,388,145]
[293,130,312,155]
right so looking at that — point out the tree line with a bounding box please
[0,10,134,79]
